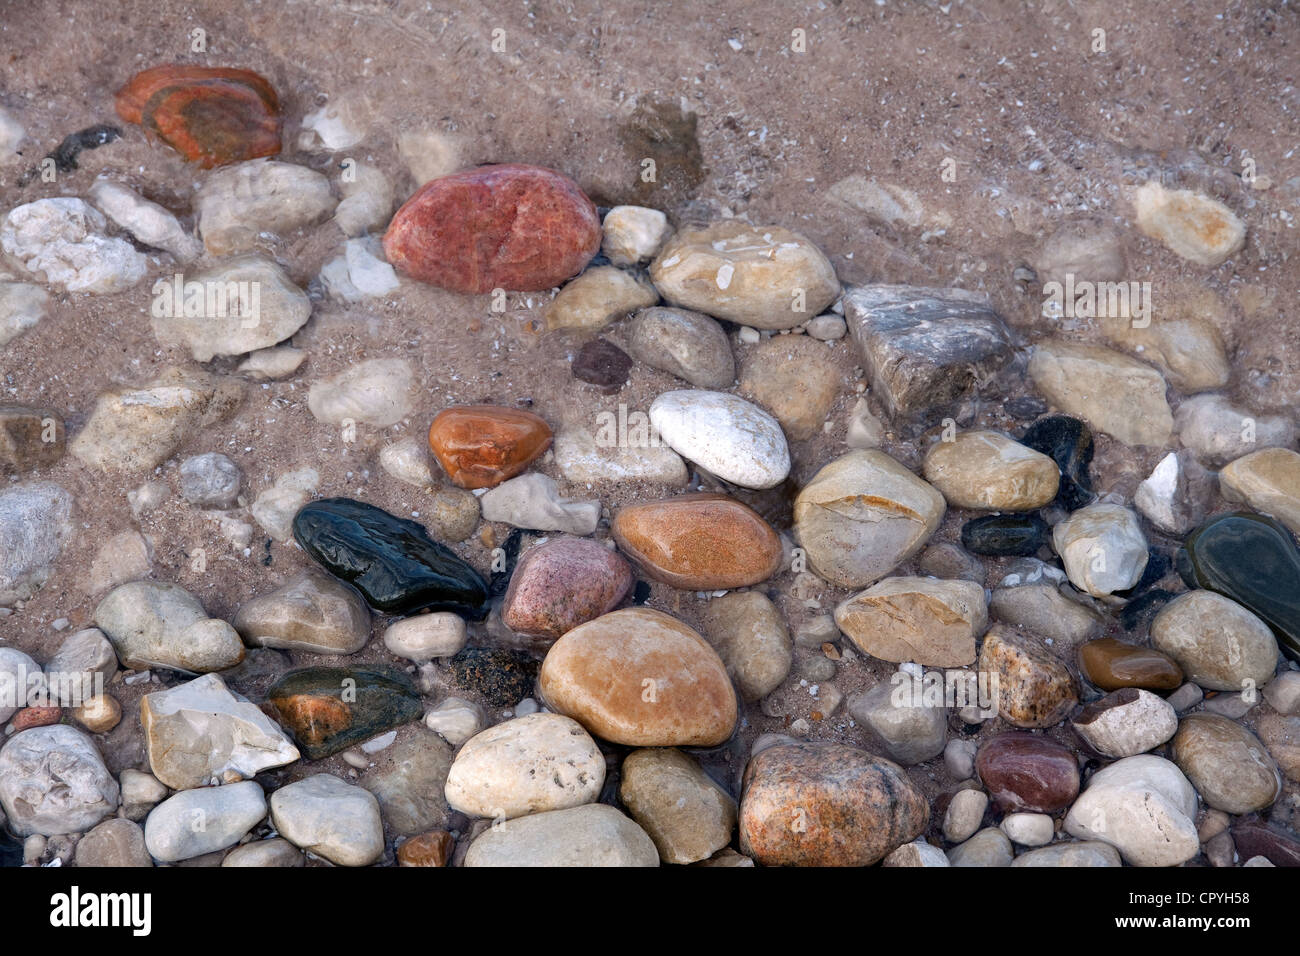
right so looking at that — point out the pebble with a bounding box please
[649,221,839,329]
[947,827,1012,866]
[601,205,671,265]
[0,105,24,158]
[793,449,945,589]
[552,422,688,486]
[0,280,48,347]
[1,198,148,293]
[976,732,1080,812]
[944,738,978,779]
[843,284,1015,424]
[237,345,306,380]
[0,481,73,606]
[882,841,951,868]
[961,513,1050,557]
[571,338,633,389]
[480,472,600,535]
[738,742,928,866]
[1263,671,1300,714]
[298,92,367,150]
[847,676,948,765]
[1077,637,1184,691]
[144,781,267,862]
[270,774,385,867]
[395,830,454,868]
[989,584,1104,648]
[383,612,466,662]
[422,486,482,543]
[1171,713,1281,814]
[0,725,119,836]
[924,431,1059,511]
[119,769,167,810]
[619,748,736,865]
[428,405,552,490]
[502,537,633,641]
[196,159,336,255]
[385,163,601,293]
[76,818,153,867]
[1010,841,1122,867]
[12,706,61,731]
[1051,503,1149,597]
[698,590,793,700]
[251,467,319,542]
[623,306,736,389]
[1133,181,1246,266]
[444,713,605,819]
[1174,394,1295,467]
[1071,688,1178,757]
[179,452,242,508]
[378,437,434,487]
[88,178,202,262]
[538,607,737,746]
[1063,755,1199,867]
[423,696,484,746]
[1166,682,1204,713]
[828,175,927,227]
[234,569,371,655]
[1027,339,1173,447]
[738,335,840,441]
[464,803,658,867]
[806,313,847,340]
[836,576,986,667]
[268,666,423,761]
[1035,218,1126,285]
[223,837,305,868]
[612,493,781,590]
[43,628,117,705]
[917,541,985,583]
[307,358,415,427]
[448,647,539,707]
[1257,714,1300,782]
[648,389,791,489]
[545,265,659,331]
[141,673,300,789]
[943,788,989,843]
[95,580,245,672]
[1099,299,1230,393]
[334,161,395,237]
[1220,447,1300,535]
[977,625,1078,728]
[73,693,122,733]
[1001,812,1055,847]
[1134,449,1212,535]
[1020,414,1095,510]
[316,234,402,301]
[361,730,454,834]
[1150,590,1279,691]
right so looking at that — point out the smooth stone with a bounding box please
[882,841,951,868]
[976,732,1080,812]
[793,449,946,589]
[1220,448,1300,536]
[395,830,454,867]
[545,265,658,332]
[1000,812,1055,847]
[738,742,929,866]
[806,314,847,340]
[479,472,600,535]
[502,537,634,641]
[178,452,241,508]
[76,818,153,867]
[445,713,604,819]
[989,585,1104,648]
[1133,181,1246,266]
[1010,841,1123,867]
[94,580,245,672]
[1134,449,1212,535]
[196,160,335,254]
[1171,713,1281,814]
[738,335,840,441]
[84,530,153,596]
[270,774,384,866]
[233,569,371,655]
[383,612,466,662]
[1052,503,1149,597]
[961,514,1049,557]
[0,647,43,721]
[624,306,735,389]
[422,486,482,543]
[222,837,304,867]
[143,781,266,862]
[923,431,1059,511]
[572,338,633,388]
[318,236,400,302]
[0,481,73,605]
[0,725,119,836]
[335,160,394,237]
[12,706,60,731]
[1077,638,1184,691]
[293,498,489,618]
[552,421,688,486]
[829,175,927,227]
[449,647,539,707]
[947,827,1012,866]
[379,437,434,487]
[1071,688,1178,757]
[427,405,552,490]
[944,738,978,779]
[1063,755,1199,867]
[977,625,1078,728]
[1257,714,1300,782]
[538,607,737,747]
[917,541,985,583]
[1020,414,1095,510]
[1098,301,1230,394]
[601,205,670,265]
[847,676,947,766]
[384,163,601,294]
[1264,671,1300,714]
[267,666,423,761]
[141,673,299,789]
[1,198,148,293]
[423,696,485,746]
[1230,820,1300,868]
[0,404,65,474]
[361,730,454,835]
[464,803,658,867]
[649,221,839,330]
[843,284,1015,424]
[307,358,415,428]
[43,628,117,706]
[619,748,736,865]
[648,389,790,489]
[250,466,319,542]
[612,493,781,590]
[74,694,122,734]
[1174,394,1295,467]
[698,591,793,700]
[237,345,306,380]
[835,576,987,667]
[1150,590,1279,691]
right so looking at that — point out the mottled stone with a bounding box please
[502,537,634,641]
[0,725,119,837]
[0,405,64,474]
[698,591,793,700]
[43,628,117,706]
[448,647,539,707]
[835,576,987,667]
[571,338,633,389]
[234,569,371,655]
[396,831,454,867]
[427,405,552,490]
[1028,339,1172,447]
[977,625,1078,728]
[624,306,735,389]
[923,431,1059,511]
[976,733,1080,812]
[270,774,384,867]
[464,803,658,867]
[76,818,152,867]
[1171,713,1280,814]
[1134,450,1212,535]
[1150,590,1279,691]
[1072,688,1178,757]
[268,667,422,761]
[178,452,241,508]
[1133,181,1246,266]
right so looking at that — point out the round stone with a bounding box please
[233,569,371,655]
[427,405,553,490]
[1071,688,1178,758]
[1051,503,1149,597]
[382,612,466,662]
[697,590,793,701]
[922,430,1059,511]
[270,774,385,867]
[1170,713,1281,814]
[1150,590,1279,691]
[624,306,735,389]
[501,537,634,641]
[0,725,119,837]
[737,335,841,441]
[977,625,1078,728]
[619,747,736,865]
[835,576,987,667]
[648,390,790,489]
[976,733,1080,813]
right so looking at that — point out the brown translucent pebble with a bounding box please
[383,163,601,294]
[538,607,738,747]
[270,695,353,752]
[427,405,553,490]
[114,64,282,168]
[611,493,782,590]
[976,732,1081,813]
[396,830,454,867]
[502,537,634,641]
[1078,637,1183,691]
[738,742,929,867]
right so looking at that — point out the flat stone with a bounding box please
[624,306,735,389]
[1098,304,1230,393]
[307,358,415,428]
[0,405,64,474]
[917,541,985,584]
[552,421,688,486]
[829,176,927,228]
[464,803,658,867]
[270,774,384,866]
[1171,713,1281,814]
[738,335,841,441]
[222,837,304,867]
[0,481,73,605]
[502,537,633,641]
[619,748,736,864]
[648,389,790,489]
[361,730,454,835]
[977,624,1078,728]
[237,346,306,380]
[1220,447,1300,536]
[1,198,148,293]
[94,580,245,672]
[178,452,241,508]
[697,591,793,700]
[1051,503,1149,597]
[961,514,1050,557]
[383,612,466,662]
[1010,841,1123,867]
[1174,394,1295,467]
[976,732,1080,812]
[196,159,335,255]
[571,338,633,389]
[395,830,454,867]
[947,827,1012,866]
[75,818,153,867]
[1150,590,1279,691]
[1071,688,1178,757]
[835,576,987,667]
[0,725,119,837]
[1133,181,1246,266]
[479,473,600,535]
[428,405,552,490]
[847,677,948,766]
[1063,755,1199,867]
[267,666,423,761]
[233,569,371,655]
[923,431,1059,511]
[143,781,266,862]
[989,585,1104,648]
[1077,638,1184,691]
[601,205,670,265]
[546,265,658,332]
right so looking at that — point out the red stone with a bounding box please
[115,64,282,168]
[428,405,553,489]
[975,732,1080,813]
[383,164,601,293]
[396,830,454,867]
[502,537,634,641]
[12,706,61,731]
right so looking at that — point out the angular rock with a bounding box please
[233,569,371,655]
[1,198,148,293]
[270,774,384,867]
[178,452,241,508]
[1028,339,1172,447]
[267,666,423,761]
[0,280,48,347]
[94,580,245,672]
[835,577,987,667]
[0,725,119,837]
[619,748,736,865]
[479,473,600,536]
[89,179,200,262]
[1051,503,1149,597]
[847,676,948,766]
[318,236,400,302]
[43,628,117,706]
[428,405,552,490]
[697,590,793,700]
[648,389,790,489]
[624,306,735,389]
[1220,447,1300,536]
[0,481,73,605]
[448,647,539,708]
[251,467,318,542]
[464,803,658,867]
[977,625,1078,728]
[502,537,633,641]
[1175,394,1295,467]
[923,430,1059,511]
[601,205,671,266]
[1134,449,1212,535]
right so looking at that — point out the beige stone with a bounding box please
[978,625,1078,729]
[1099,309,1229,393]
[1051,503,1149,597]
[619,748,736,864]
[1133,181,1246,267]
[545,265,658,331]
[1219,447,1300,536]
[738,335,841,440]
[1028,339,1172,447]
[835,576,987,667]
[922,430,1059,511]
[464,803,658,867]
[233,569,371,655]
[1150,591,1279,692]
[697,591,793,700]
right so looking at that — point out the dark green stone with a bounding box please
[1021,415,1095,510]
[293,498,488,618]
[960,513,1049,556]
[1177,512,1300,661]
[267,666,423,760]
[449,647,539,707]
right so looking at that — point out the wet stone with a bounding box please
[267,667,424,761]
[427,405,553,490]
[449,647,540,708]
[960,514,1049,557]
[976,732,1080,813]
[1020,414,1095,510]
[502,537,634,642]
[977,625,1078,729]
[1077,638,1183,692]
[571,338,633,389]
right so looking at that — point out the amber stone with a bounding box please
[1077,637,1183,691]
[428,405,553,490]
[383,163,601,294]
[611,493,782,590]
[397,830,454,867]
[976,732,1080,813]
[115,64,282,168]
[267,667,423,760]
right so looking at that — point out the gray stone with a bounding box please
[1174,394,1295,468]
[625,306,736,389]
[943,788,988,843]
[847,675,947,766]
[270,774,384,867]
[43,628,117,706]
[179,453,242,508]
[143,781,267,862]
[947,827,1012,866]
[362,730,454,835]
[480,473,600,535]
[88,179,201,263]
[0,481,73,605]
[307,358,414,427]
[0,647,44,721]
[989,584,1104,648]
[233,569,371,655]
[221,837,304,867]
[75,818,153,867]
[0,725,119,836]
[464,803,658,867]
[197,160,336,256]
[1010,841,1122,867]
[95,580,245,672]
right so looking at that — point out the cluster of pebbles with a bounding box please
[0,62,1298,869]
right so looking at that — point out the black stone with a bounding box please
[0,831,21,868]
[1021,415,1095,510]
[488,528,525,598]
[572,338,633,389]
[632,580,652,605]
[1115,549,1171,598]
[1005,396,1048,420]
[293,498,489,618]
[1120,588,1176,633]
[267,666,423,761]
[960,513,1049,556]
[1177,512,1300,661]
[449,646,540,707]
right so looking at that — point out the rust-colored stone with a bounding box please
[397,830,454,867]
[12,706,62,731]
[383,163,601,293]
[502,537,634,641]
[115,64,282,168]
[611,493,782,590]
[976,732,1080,812]
[1078,637,1184,691]
[269,694,352,750]
[427,405,552,490]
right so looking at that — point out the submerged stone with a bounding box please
[1020,415,1095,510]
[267,667,423,761]
[449,646,540,707]
[960,513,1049,557]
